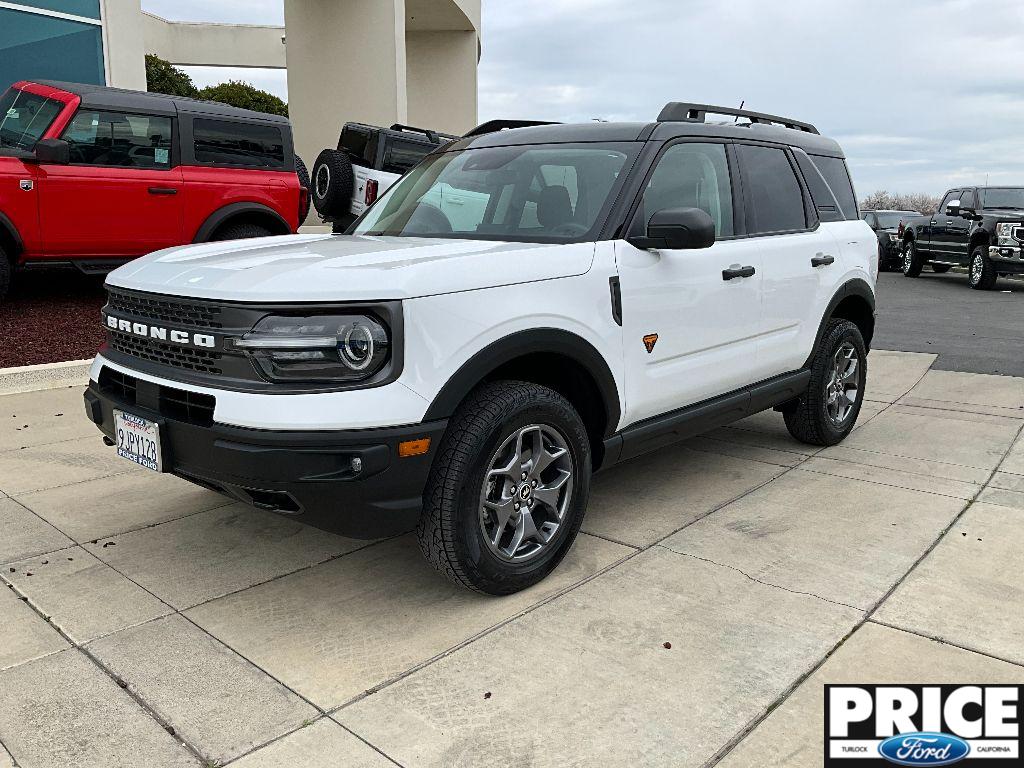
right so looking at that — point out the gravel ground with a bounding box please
[0,268,106,368]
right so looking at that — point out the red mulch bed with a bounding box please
[0,268,107,368]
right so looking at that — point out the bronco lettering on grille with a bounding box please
[106,315,216,349]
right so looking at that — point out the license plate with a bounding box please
[113,410,162,472]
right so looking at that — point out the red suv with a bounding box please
[0,80,310,299]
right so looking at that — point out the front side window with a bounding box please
[193,119,284,168]
[738,144,807,234]
[62,110,172,169]
[354,142,639,243]
[640,142,734,237]
[0,87,62,150]
[938,190,959,213]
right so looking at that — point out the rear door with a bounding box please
[39,109,183,256]
[616,140,763,425]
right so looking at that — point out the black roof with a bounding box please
[449,103,845,157]
[33,81,289,124]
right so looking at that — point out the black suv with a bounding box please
[901,187,1024,289]
[862,209,919,271]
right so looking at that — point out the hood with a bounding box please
[107,234,595,302]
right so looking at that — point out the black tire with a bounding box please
[931,264,952,274]
[311,149,355,220]
[417,381,591,595]
[211,223,274,241]
[0,247,10,301]
[783,319,867,447]
[877,243,889,272]
[294,154,310,192]
[902,239,923,277]
[968,245,997,290]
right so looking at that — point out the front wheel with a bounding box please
[417,381,591,595]
[969,246,997,290]
[902,240,923,277]
[784,319,867,446]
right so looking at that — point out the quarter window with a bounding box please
[193,119,284,168]
[794,150,843,223]
[738,144,806,234]
[641,142,734,237]
[62,110,172,169]
[809,155,858,220]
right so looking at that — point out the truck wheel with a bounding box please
[0,248,10,301]
[969,246,997,290]
[294,154,310,191]
[311,149,355,220]
[783,319,867,447]
[877,243,889,272]
[212,223,273,241]
[931,264,952,274]
[418,381,591,595]
[902,240,923,277]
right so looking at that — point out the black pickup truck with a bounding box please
[901,186,1024,289]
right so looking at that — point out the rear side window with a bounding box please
[809,155,858,220]
[737,144,806,234]
[793,150,843,223]
[62,110,172,169]
[383,137,429,174]
[193,119,284,168]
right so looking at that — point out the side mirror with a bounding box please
[628,207,716,251]
[33,138,70,165]
[945,201,961,217]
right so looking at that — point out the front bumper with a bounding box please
[84,376,447,539]
[988,245,1024,272]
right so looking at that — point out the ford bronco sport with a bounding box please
[84,102,876,595]
[0,80,309,299]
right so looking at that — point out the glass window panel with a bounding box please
[643,142,734,237]
[62,110,172,169]
[0,8,104,94]
[738,144,807,234]
[809,154,859,220]
[0,86,63,149]
[193,119,285,168]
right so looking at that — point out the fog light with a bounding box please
[350,456,363,473]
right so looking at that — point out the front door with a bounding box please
[38,109,183,257]
[616,141,762,427]
[925,189,959,259]
[945,188,974,264]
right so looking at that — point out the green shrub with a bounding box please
[197,81,288,117]
[145,54,198,98]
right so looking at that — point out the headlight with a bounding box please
[888,233,899,242]
[997,222,1021,245]
[232,314,390,383]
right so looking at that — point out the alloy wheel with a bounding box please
[315,164,331,200]
[478,424,574,562]
[825,342,860,425]
[903,244,914,273]
[971,253,983,284]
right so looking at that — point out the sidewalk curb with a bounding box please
[0,359,92,396]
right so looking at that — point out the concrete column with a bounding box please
[406,30,478,134]
[102,0,147,90]
[284,0,408,170]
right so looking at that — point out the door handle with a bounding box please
[930,220,937,225]
[148,187,178,195]
[722,265,756,280]
[811,253,835,267]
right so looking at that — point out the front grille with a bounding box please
[109,332,223,375]
[107,289,223,330]
[98,367,216,427]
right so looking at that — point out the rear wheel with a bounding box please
[211,223,273,241]
[902,240,923,277]
[417,381,591,595]
[784,319,867,446]
[969,246,997,290]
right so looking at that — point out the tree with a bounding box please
[197,81,288,117]
[860,190,941,216]
[145,54,198,98]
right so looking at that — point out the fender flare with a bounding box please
[0,211,24,255]
[193,203,291,243]
[804,278,876,367]
[422,328,622,437]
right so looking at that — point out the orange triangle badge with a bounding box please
[643,334,659,354]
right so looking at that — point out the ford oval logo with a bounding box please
[878,732,971,766]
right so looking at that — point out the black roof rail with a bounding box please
[463,119,560,138]
[657,102,819,134]
[388,123,460,144]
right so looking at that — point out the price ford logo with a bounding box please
[878,733,971,766]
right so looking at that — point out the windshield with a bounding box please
[981,188,1024,210]
[875,212,916,228]
[0,88,63,151]
[353,142,640,242]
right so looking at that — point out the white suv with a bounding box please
[85,102,876,595]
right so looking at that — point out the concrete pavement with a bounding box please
[1,350,1023,767]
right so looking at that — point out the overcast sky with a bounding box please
[141,0,1024,196]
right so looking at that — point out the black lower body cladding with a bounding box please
[84,380,447,539]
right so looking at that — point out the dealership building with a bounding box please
[0,0,480,168]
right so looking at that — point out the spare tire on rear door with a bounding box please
[311,149,355,220]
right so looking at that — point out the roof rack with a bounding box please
[463,119,560,138]
[388,124,460,144]
[657,102,819,134]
